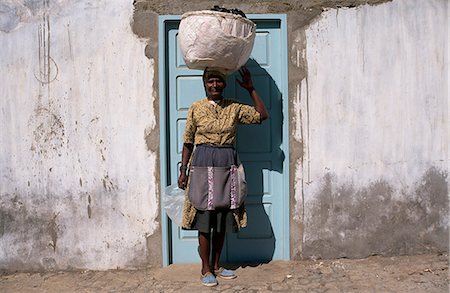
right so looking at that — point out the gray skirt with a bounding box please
[189,144,238,233]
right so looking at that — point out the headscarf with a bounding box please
[202,68,227,83]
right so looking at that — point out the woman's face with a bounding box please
[205,77,226,100]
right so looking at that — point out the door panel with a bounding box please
[164,18,287,264]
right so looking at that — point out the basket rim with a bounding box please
[181,10,256,27]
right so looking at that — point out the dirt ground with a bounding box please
[1,253,448,292]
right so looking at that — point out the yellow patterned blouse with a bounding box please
[184,98,261,145]
[181,97,261,230]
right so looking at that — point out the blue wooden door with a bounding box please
[161,16,289,264]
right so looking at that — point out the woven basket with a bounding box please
[179,10,256,74]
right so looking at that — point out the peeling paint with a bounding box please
[131,0,391,17]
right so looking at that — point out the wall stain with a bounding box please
[29,106,65,157]
[0,209,14,237]
[98,139,106,161]
[303,167,448,259]
[28,0,64,158]
[47,212,60,252]
[0,194,67,271]
[102,174,117,192]
[87,195,92,219]
[145,230,162,268]
[41,257,57,270]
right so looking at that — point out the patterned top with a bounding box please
[184,98,261,145]
[181,97,261,230]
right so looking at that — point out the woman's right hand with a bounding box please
[178,143,194,190]
[178,172,187,190]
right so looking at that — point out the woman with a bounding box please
[177,66,268,287]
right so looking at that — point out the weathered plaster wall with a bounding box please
[0,0,160,270]
[0,0,447,272]
[291,0,448,259]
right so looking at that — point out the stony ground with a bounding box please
[1,253,448,292]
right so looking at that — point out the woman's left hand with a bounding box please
[236,66,254,93]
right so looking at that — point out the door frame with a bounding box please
[158,14,289,266]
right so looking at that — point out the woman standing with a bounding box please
[177,66,268,287]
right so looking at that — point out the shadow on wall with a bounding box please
[223,58,284,265]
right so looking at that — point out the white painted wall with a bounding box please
[0,0,158,270]
[294,0,448,257]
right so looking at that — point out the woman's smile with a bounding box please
[206,77,225,99]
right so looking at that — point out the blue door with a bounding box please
[159,15,289,265]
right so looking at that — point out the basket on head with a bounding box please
[178,10,256,75]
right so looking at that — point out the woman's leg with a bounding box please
[198,232,211,275]
[211,230,226,271]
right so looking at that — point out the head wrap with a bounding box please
[202,68,227,83]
